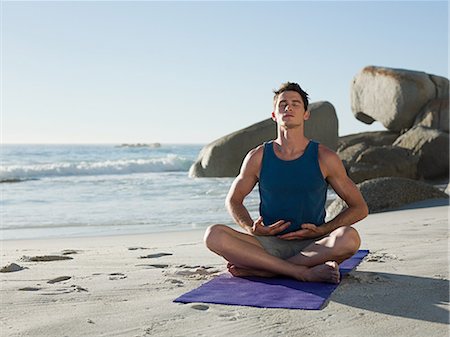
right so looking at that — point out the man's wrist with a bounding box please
[243,224,253,234]
[318,224,331,236]
[320,221,342,236]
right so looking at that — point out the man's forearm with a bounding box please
[321,203,368,235]
[226,200,254,233]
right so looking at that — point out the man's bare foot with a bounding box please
[227,263,276,278]
[226,261,340,284]
[303,261,340,284]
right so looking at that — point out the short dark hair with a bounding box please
[273,82,309,110]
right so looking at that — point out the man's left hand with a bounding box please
[278,223,325,240]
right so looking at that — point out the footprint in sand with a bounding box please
[41,284,88,295]
[164,278,184,287]
[18,287,41,291]
[136,264,170,269]
[1,263,27,273]
[47,276,72,284]
[139,253,173,259]
[191,304,209,311]
[346,273,389,284]
[177,264,215,270]
[217,312,242,321]
[366,252,401,263]
[73,285,88,292]
[20,255,73,262]
[171,265,219,280]
[61,250,81,255]
[109,272,127,280]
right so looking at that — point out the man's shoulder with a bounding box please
[241,143,267,174]
[318,143,337,156]
[246,142,270,160]
[317,143,341,164]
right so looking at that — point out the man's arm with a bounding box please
[279,145,368,240]
[225,147,261,233]
[317,145,368,235]
[226,146,290,235]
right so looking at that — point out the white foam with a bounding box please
[0,154,193,181]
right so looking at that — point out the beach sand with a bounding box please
[1,201,448,337]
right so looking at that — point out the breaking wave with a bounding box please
[0,155,193,181]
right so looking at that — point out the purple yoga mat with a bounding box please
[174,250,369,310]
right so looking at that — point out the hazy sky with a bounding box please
[2,1,448,144]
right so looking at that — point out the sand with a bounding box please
[1,201,448,337]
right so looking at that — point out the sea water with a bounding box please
[1,144,335,240]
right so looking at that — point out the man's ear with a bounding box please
[304,110,311,121]
[271,111,276,121]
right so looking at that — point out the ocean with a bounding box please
[1,144,335,240]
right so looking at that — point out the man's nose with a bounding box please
[284,104,293,112]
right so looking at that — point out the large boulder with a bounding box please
[303,101,338,150]
[189,118,275,178]
[351,66,449,132]
[413,98,449,133]
[189,101,338,177]
[337,131,400,168]
[429,74,450,98]
[337,131,400,152]
[347,146,418,183]
[393,126,449,180]
[338,143,368,169]
[326,177,448,219]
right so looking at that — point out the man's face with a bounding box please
[272,91,309,129]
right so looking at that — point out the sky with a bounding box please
[1,1,448,144]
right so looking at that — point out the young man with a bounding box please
[204,82,368,284]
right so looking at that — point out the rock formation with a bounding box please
[347,145,418,183]
[326,177,449,218]
[393,126,449,180]
[341,66,449,183]
[190,66,448,182]
[351,66,448,132]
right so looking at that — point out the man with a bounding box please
[204,82,368,284]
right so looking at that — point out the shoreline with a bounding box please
[2,197,447,242]
[1,201,448,337]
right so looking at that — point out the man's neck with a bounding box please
[274,127,310,156]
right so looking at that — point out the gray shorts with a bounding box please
[254,235,326,260]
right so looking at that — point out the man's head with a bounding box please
[271,82,310,130]
[273,82,309,111]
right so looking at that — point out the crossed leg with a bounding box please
[204,225,360,284]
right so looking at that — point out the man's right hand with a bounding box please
[249,216,291,236]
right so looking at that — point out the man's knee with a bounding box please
[204,224,229,251]
[341,227,361,256]
[332,226,361,259]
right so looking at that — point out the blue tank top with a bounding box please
[258,140,328,235]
